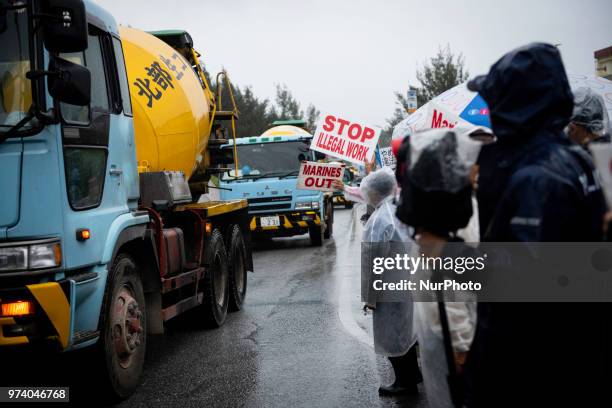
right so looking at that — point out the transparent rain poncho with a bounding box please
[359,168,417,357]
[408,128,482,193]
[395,128,482,237]
[571,87,610,137]
[402,129,482,408]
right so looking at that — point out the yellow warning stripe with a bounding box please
[27,282,71,349]
[250,214,322,231]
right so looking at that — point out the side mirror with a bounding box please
[314,151,326,161]
[41,0,88,53]
[48,57,90,106]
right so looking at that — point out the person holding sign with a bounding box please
[335,166,422,396]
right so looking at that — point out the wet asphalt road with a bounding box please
[2,205,428,408]
[114,205,427,408]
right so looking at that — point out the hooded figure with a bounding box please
[567,87,610,145]
[465,43,610,407]
[393,128,482,408]
[355,168,421,396]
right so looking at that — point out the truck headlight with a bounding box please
[296,201,320,210]
[30,242,62,269]
[295,202,312,210]
[0,241,62,272]
[0,247,28,271]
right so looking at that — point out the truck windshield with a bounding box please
[223,140,312,180]
[0,2,36,134]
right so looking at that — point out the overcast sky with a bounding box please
[94,0,611,127]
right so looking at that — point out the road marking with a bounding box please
[336,203,373,349]
[338,274,373,348]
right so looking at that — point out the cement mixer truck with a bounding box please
[0,0,252,399]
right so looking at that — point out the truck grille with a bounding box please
[247,196,292,204]
[248,203,292,211]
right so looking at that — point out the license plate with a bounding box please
[260,216,280,227]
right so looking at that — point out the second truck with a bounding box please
[219,121,335,246]
[0,0,251,400]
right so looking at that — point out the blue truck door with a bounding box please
[59,28,129,269]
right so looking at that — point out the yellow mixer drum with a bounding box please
[119,26,212,179]
[261,125,311,137]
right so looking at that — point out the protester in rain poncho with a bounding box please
[393,128,482,408]
[566,87,610,145]
[334,167,421,396]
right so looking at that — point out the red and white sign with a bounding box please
[311,114,381,165]
[297,161,345,192]
[426,102,465,129]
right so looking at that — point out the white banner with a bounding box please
[297,161,345,192]
[425,101,465,129]
[311,113,381,165]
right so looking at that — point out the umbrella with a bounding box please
[393,74,612,139]
[392,83,490,140]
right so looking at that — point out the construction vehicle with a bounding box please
[0,0,252,400]
[219,121,334,246]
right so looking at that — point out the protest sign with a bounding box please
[311,113,381,165]
[425,102,464,129]
[297,161,345,192]
[378,146,396,169]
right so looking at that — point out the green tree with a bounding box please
[270,84,303,121]
[379,91,411,146]
[233,86,274,137]
[305,104,320,133]
[416,45,469,105]
[211,76,318,137]
[380,45,468,143]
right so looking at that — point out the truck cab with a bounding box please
[0,0,140,352]
[219,123,334,246]
[0,0,253,400]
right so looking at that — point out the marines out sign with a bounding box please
[297,161,345,192]
[311,114,382,165]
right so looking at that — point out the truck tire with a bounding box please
[97,253,147,401]
[324,203,334,239]
[309,225,323,246]
[200,229,230,327]
[227,225,248,312]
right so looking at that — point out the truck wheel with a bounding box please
[227,225,248,312]
[309,225,323,246]
[97,253,146,401]
[200,229,230,327]
[324,204,334,239]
